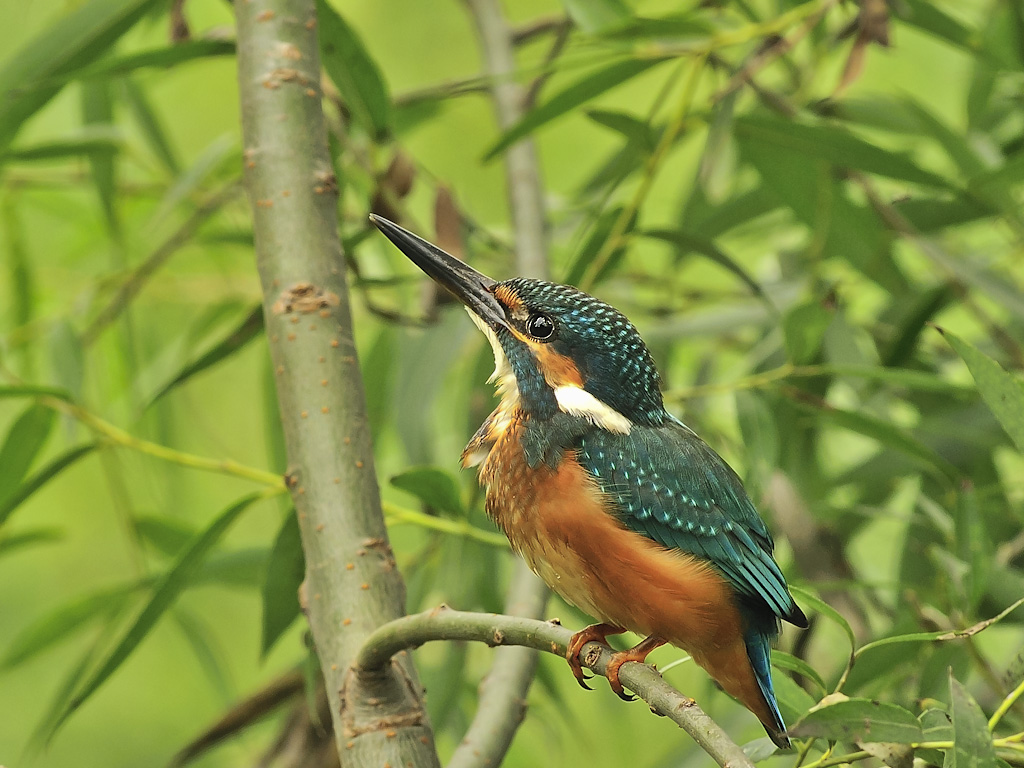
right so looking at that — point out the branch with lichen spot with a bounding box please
[352,606,757,768]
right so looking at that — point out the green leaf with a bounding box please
[561,0,630,34]
[0,0,165,153]
[1,584,138,669]
[0,442,97,527]
[0,403,56,505]
[788,398,958,480]
[0,385,73,402]
[49,492,266,736]
[81,78,118,237]
[261,512,304,656]
[782,301,832,365]
[49,321,85,400]
[147,304,264,407]
[897,0,990,62]
[771,650,827,694]
[2,126,123,162]
[316,0,392,140]
[122,77,180,175]
[563,205,636,286]
[790,697,923,743]
[955,481,990,609]
[641,229,767,302]
[484,57,669,161]
[585,109,657,149]
[938,328,1024,452]
[734,114,953,189]
[390,466,465,516]
[69,39,236,82]
[790,585,856,651]
[0,526,63,557]
[134,515,197,557]
[949,674,998,768]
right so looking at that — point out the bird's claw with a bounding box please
[566,623,624,692]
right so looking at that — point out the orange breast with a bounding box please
[478,414,744,655]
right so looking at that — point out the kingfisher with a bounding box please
[371,215,807,748]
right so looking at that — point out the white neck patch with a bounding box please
[553,385,632,434]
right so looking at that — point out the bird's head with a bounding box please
[371,216,666,433]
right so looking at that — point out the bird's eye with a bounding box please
[526,313,555,340]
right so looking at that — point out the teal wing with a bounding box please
[575,417,807,627]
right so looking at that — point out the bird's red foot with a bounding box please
[566,623,625,690]
[604,635,667,701]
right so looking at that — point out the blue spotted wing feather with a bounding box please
[575,417,807,628]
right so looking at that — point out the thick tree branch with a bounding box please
[234,1,438,765]
[355,607,757,768]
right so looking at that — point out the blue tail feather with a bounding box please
[744,625,789,748]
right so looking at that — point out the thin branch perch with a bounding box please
[354,607,757,768]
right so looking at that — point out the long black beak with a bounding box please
[369,215,508,330]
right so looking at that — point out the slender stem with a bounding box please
[580,53,708,290]
[382,502,509,548]
[82,180,242,345]
[40,395,284,487]
[355,607,756,768]
[992,678,1024,732]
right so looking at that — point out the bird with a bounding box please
[370,214,808,749]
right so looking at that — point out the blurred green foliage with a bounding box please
[1,0,1024,767]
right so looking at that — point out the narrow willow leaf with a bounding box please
[0,385,73,401]
[147,304,264,407]
[955,481,990,609]
[81,78,119,237]
[564,206,634,286]
[484,57,669,161]
[734,114,952,189]
[1,584,138,670]
[771,650,827,694]
[2,128,124,162]
[122,77,180,175]
[790,698,923,743]
[49,492,265,736]
[261,512,304,657]
[562,0,630,34]
[788,398,958,480]
[641,229,766,301]
[134,515,197,557]
[0,403,56,504]
[0,443,97,527]
[790,585,856,650]
[68,39,236,82]
[316,0,392,140]
[0,526,63,557]
[782,301,832,365]
[390,466,465,517]
[949,674,998,768]
[939,328,1024,452]
[0,0,165,152]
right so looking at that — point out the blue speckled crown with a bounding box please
[500,279,666,426]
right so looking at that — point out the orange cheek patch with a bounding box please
[533,343,583,388]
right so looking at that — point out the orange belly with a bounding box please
[479,419,742,654]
